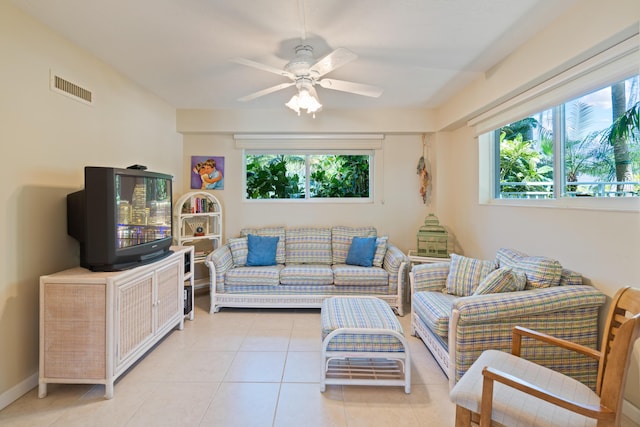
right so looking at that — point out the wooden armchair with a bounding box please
[450,286,640,427]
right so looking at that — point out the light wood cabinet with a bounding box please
[39,247,190,399]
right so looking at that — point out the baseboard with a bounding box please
[624,399,640,424]
[0,373,38,411]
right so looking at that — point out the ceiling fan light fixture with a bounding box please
[285,88,322,117]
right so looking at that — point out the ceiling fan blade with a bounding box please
[231,58,295,80]
[238,82,295,102]
[318,78,383,98]
[309,47,358,78]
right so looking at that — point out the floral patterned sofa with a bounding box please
[410,248,606,389]
[205,226,409,315]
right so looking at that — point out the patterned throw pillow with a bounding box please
[372,236,388,268]
[473,267,526,295]
[227,237,248,267]
[496,247,562,289]
[446,253,496,296]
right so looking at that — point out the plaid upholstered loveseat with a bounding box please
[409,248,606,390]
[204,226,409,315]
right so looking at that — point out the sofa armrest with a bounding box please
[383,245,409,312]
[453,285,606,324]
[382,244,408,274]
[204,244,234,291]
[448,284,606,387]
[410,262,449,293]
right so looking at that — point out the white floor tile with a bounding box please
[199,382,280,427]
[224,351,287,382]
[274,383,347,427]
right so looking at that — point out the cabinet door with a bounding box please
[155,258,181,333]
[42,283,107,379]
[115,271,154,367]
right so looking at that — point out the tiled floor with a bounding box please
[1,295,452,427]
[2,295,638,427]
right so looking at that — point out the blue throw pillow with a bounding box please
[246,234,279,266]
[345,236,377,267]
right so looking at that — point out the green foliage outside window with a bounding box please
[310,155,369,198]
[496,75,640,199]
[245,153,371,200]
[245,155,303,199]
[499,130,552,195]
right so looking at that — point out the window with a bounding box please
[490,75,639,200]
[244,152,372,200]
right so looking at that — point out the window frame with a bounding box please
[480,131,639,212]
[242,149,375,203]
[475,33,640,212]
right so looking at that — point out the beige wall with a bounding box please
[179,132,436,253]
[0,2,182,407]
[433,0,640,415]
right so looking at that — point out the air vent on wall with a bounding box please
[50,71,93,105]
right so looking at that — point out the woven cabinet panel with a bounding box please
[156,261,181,331]
[116,275,154,364]
[43,283,106,379]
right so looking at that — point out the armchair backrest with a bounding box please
[597,286,640,421]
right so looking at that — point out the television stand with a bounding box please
[38,246,192,399]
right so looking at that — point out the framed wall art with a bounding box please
[191,156,225,190]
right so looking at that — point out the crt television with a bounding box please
[67,166,173,271]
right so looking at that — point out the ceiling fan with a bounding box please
[232,44,383,116]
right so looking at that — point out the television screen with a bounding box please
[116,173,172,249]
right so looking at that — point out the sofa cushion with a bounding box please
[373,236,388,268]
[496,248,562,289]
[225,265,282,287]
[228,236,248,267]
[280,264,334,286]
[285,227,332,264]
[473,267,526,295]
[446,254,496,296]
[412,291,458,338]
[246,234,279,267]
[346,236,377,267]
[241,226,286,264]
[331,226,377,264]
[321,297,405,352]
[333,264,389,287]
[411,262,450,293]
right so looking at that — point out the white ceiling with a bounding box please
[13,0,578,111]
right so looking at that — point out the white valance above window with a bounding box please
[468,33,639,135]
[233,133,384,150]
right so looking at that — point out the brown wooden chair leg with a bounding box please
[455,405,473,427]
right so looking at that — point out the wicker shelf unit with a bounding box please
[173,191,222,292]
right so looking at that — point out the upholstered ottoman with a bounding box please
[320,296,411,393]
